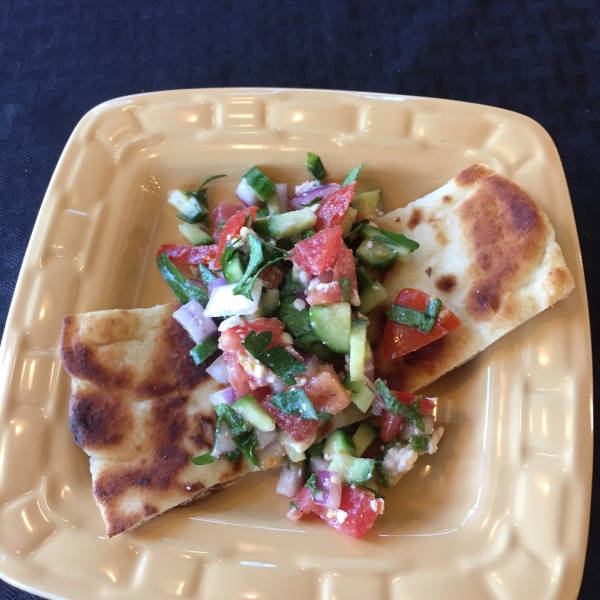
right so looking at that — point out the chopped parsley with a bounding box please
[157,252,208,306]
[387,297,442,333]
[410,434,429,452]
[374,379,425,433]
[342,164,362,186]
[190,452,215,465]
[305,152,326,179]
[372,228,420,252]
[270,388,318,420]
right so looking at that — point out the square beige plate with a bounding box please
[0,89,592,600]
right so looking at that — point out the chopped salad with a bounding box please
[156,155,461,539]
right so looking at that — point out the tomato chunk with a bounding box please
[215,206,258,269]
[332,245,358,302]
[380,410,404,442]
[259,396,319,443]
[157,244,218,265]
[290,227,342,275]
[293,486,321,515]
[303,364,351,414]
[319,486,382,539]
[314,183,356,231]
[260,265,284,289]
[306,281,344,306]
[212,202,244,242]
[382,288,461,361]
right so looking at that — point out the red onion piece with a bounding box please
[275,183,288,213]
[289,183,340,211]
[206,354,229,384]
[235,178,261,206]
[276,461,305,497]
[208,276,228,296]
[314,471,342,509]
[256,429,279,450]
[209,386,235,406]
[173,300,217,344]
[309,457,330,472]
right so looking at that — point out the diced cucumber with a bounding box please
[359,281,388,313]
[356,239,398,270]
[329,453,375,485]
[343,375,375,413]
[356,223,381,241]
[257,288,280,317]
[223,254,245,283]
[324,430,356,458]
[279,430,314,462]
[351,190,381,220]
[268,207,317,240]
[266,192,280,215]
[232,395,276,432]
[308,303,351,354]
[178,222,214,245]
[328,402,367,430]
[340,206,358,235]
[252,218,270,238]
[352,422,378,457]
[168,190,207,222]
[349,320,368,381]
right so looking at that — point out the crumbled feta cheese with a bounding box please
[350,289,361,307]
[239,353,269,380]
[294,376,307,386]
[292,265,311,287]
[336,510,348,523]
[295,180,321,195]
[383,444,419,485]
[239,226,251,237]
[370,499,378,512]
[218,315,243,331]
[428,427,444,454]
[293,298,306,311]
[307,277,320,291]
[280,332,293,346]
[366,241,373,249]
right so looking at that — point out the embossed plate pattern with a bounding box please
[0,89,592,600]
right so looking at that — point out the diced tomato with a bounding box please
[380,410,404,442]
[303,364,351,414]
[362,437,386,459]
[212,202,244,242]
[391,390,436,415]
[382,288,461,361]
[157,244,218,265]
[260,265,284,289]
[222,351,252,397]
[215,206,258,269]
[332,245,358,301]
[290,227,342,275]
[293,486,321,515]
[259,396,319,443]
[314,183,356,231]
[318,486,381,539]
[306,281,344,306]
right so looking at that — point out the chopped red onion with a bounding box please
[275,183,288,213]
[213,422,237,455]
[173,300,217,344]
[256,429,279,450]
[208,276,228,296]
[309,457,330,472]
[235,177,261,206]
[314,471,342,509]
[289,183,340,211]
[206,355,229,384]
[287,507,303,520]
[209,386,235,406]
[276,461,305,497]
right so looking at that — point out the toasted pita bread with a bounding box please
[61,303,284,537]
[373,164,574,392]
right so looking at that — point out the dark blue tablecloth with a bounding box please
[1,0,598,598]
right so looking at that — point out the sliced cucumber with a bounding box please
[340,206,358,236]
[356,223,382,241]
[356,239,398,270]
[308,303,351,354]
[266,192,280,215]
[232,396,276,432]
[349,320,368,381]
[351,190,381,220]
[352,422,378,457]
[252,218,270,238]
[344,375,375,413]
[168,190,207,222]
[178,222,214,246]
[223,253,245,283]
[323,430,356,458]
[329,453,375,485]
[359,281,388,313]
[258,288,280,317]
[268,207,317,240]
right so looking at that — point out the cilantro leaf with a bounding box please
[214,403,250,437]
[233,430,260,466]
[190,453,215,465]
[386,297,441,333]
[342,164,362,186]
[278,295,320,345]
[242,331,306,385]
[371,229,419,252]
[270,389,318,420]
[374,379,425,432]
[306,152,326,179]
[157,252,209,306]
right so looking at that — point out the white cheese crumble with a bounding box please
[292,265,311,287]
[295,180,321,195]
[293,298,306,311]
[428,427,444,454]
[307,277,320,291]
[336,510,348,524]
[366,241,373,249]
[350,289,361,306]
[218,315,243,331]
[238,353,269,381]
[383,444,419,483]
[280,332,294,346]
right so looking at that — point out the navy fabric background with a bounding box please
[1,0,598,598]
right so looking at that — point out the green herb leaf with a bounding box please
[191,174,226,210]
[374,379,425,432]
[278,296,320,345]
[225,448,241,462]
[190,453,215,465]
[386,296,441,334]
[371,229,420,251]
[317,411,332,425]
[339,277,350,302]
[177,213,202,225]
[289,501,299,510]
[305,473,322,498]
[214,403,250,437]
[364,486,385,499]
[197,173,227,191]
[306,152,326,179]
[242,330,306,385]
[233,431,260,466]
[411,434,429,452]
[157,252,209,306]
[270,388,318,420]
[342,164,362,186]
[198,263,217,286]
[190,335,219,365]
[300,196,323,207]
[243,167,277,201]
